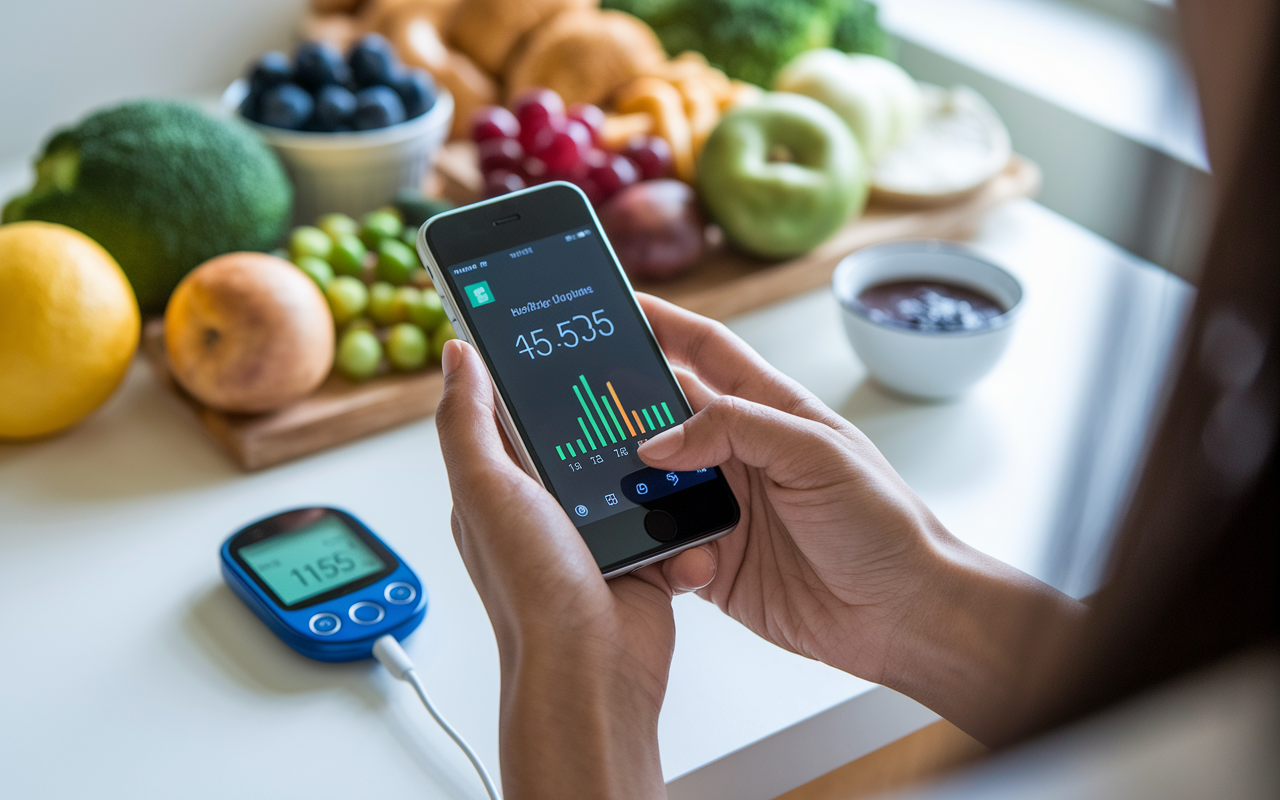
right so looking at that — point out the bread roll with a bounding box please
[447,0,595,76]
[505,9,665,107]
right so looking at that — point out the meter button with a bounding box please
[309,612,341,635]
[349,601,385,625]
[384,582,416,605]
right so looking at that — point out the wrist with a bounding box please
[496,628,668,799]
[876,525,1087,742]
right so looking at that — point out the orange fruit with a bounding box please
[0,221,140,438]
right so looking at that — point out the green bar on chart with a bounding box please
[556,445,565,461]
[650,406,665,427]
[577,438,587,454]
[580,377,617,444]
[577,417,596,450]
[602,397,626,441]
[641,408,655,430]
[566,441,576,457]
[661,402,674,425]
[573,384,607,447]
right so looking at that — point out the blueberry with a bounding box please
[248,51,292,93]
[349,33,400,87]
[293,41,351,90]
[259,83,314,130]
[392,68,437,118]
[238,88,262,122]
[313,84,357,131]
[353,85,406,130]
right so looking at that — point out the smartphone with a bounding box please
[418,182,740,577]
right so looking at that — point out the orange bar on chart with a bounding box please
[607,382,637,437]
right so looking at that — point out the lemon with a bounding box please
[0,221,140,438]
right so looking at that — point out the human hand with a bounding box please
[434,337,710,798]
[636,295,950,684]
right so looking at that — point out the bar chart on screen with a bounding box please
[555,374,676,460]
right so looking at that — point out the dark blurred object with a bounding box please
[1001,0,1280,749]
[352,85,407,129]
[260,83,315,130]
[392,68,439,118]
[350,32,401,87]
[314,84,358,131]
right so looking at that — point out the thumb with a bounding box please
[637,395,840,490]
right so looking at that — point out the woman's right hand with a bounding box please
[636,296,1081,735]
[636,295,946,684]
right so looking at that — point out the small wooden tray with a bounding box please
[146,153,1039,470]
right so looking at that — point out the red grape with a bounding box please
[587,152,640,202]
[522,156,549,184]
[622,134,674,181]
[484,169,526,198]
[512,88,565,143]
[567,103,605,146]
[478,137,524,174]
[470,106,519,143]
[536,119,593,177]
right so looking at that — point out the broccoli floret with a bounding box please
[603,0,891,88]
[2,100,292,312]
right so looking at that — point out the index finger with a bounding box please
[638,293,838,425]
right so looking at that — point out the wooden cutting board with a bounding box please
[145,154,1040,470]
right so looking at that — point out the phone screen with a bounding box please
[441,224,717,519]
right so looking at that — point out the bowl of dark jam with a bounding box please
[832,240,1022,399]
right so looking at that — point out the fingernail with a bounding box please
[639,424,684,460]
[440,339,461,377]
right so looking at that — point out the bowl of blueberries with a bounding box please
[832,240,1023,400]
[225,34,453,224]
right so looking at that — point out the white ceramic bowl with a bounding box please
[222,80,453,224]
[832,240,1022,400]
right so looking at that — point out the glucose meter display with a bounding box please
[239,516,386,606]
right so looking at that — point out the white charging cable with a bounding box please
[373,635,501,800]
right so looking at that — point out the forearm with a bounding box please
[877,524,1088,744]
[498,635,668,800]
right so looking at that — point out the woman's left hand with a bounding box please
[435,338,713,800]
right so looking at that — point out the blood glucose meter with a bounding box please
[220,507,426,662]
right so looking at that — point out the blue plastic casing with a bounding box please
[220,508,426,662]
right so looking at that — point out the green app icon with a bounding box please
[464,281,495,308]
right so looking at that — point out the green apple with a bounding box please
[698,93,867,260]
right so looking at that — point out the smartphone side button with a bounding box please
[643,510,678,542]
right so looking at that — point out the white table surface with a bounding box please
[0,198,1189,800]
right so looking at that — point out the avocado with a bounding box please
[3,100,293,312]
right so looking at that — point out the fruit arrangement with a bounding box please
[282,206,457,383]
[239,34,439,132]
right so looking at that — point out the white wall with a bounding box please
[1,0,306,164]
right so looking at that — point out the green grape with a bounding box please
[343,317,376,336]
[368,281,398,326]
[330,233,367,278]
[390,286,421,323]
[324,275,368,325]
[290,225,333,262]
[386,323,428,372]
[360,210,404,249]
[376,238,417,285]
[408,288,447,331]
[317,213,360,242]
[429,321,458,363]
[295,255,334,289]
[399,226,418,248]
[336,329,382,382]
